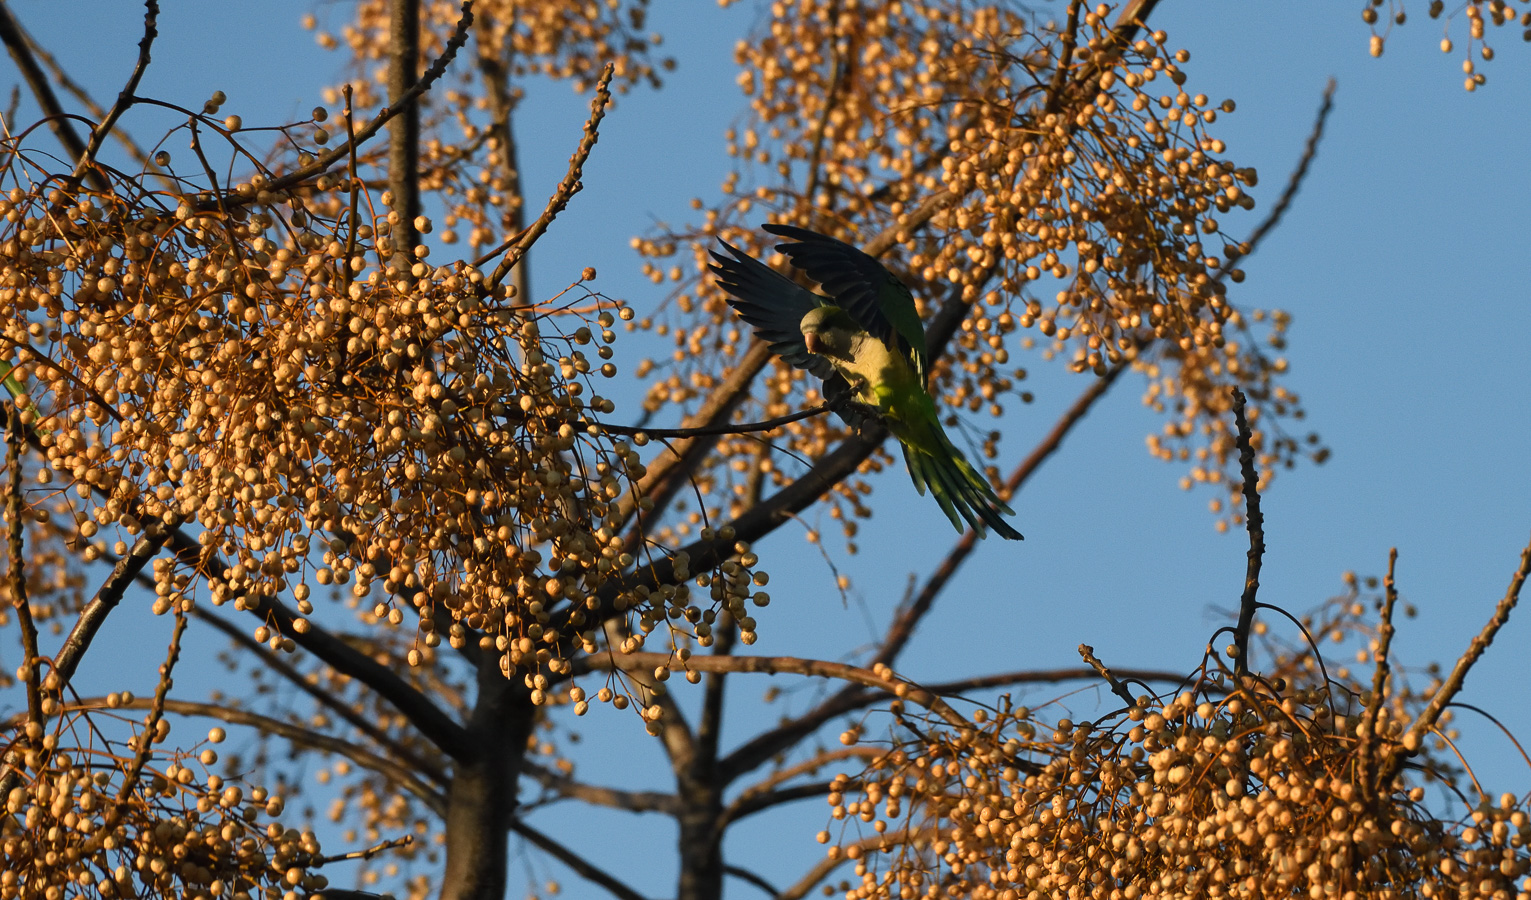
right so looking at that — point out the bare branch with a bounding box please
[102,605,185,838]
[0,2,105,190]
[1226,79,1337,270]
[312,835,414,867]
[188,604,447,785]
[595,403,831,439]
[581,651,970,730]
[1400,532,1531,757]
[1358,547,1400,795]
[509,819,649,900]
[386,0,421,262]
[485,62,614,289]
[1230,388,1266,674]
[4,402,40,726]
[1079,644,1138,707]
[62,695,446,814]
[522,760,678,815]
[53,512,179,687]
[68,0,158,189]
[162,525,473,761]
[722,865,780,897]
[778,828,933,900]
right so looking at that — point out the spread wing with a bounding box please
[762,223,929,382]
[709,240,836,381]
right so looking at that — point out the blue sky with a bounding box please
[7,1,1531,896]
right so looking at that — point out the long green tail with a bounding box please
[901,436,1023,540]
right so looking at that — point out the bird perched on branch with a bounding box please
[709,223,1022,540]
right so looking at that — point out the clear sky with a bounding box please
[8,1,1531,896]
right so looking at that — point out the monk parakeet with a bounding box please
[709,223,1022,540]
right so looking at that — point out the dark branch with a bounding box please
[0,3,105,190]
[509,820,648,900]
[1230,387,1265,674]
[594,403,831,439]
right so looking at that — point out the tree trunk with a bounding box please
[440,664,534,900]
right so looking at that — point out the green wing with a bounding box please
[0,360,24,403]
[762,223,929,383]
[709,241,878,431]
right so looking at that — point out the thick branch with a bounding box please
[53,513,178,687]
[160,526,472,761]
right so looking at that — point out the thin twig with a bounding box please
[1226,79,1337,270]
[486,62,614,289]
[1079,644,1138,707]
[68,0,158,189]
[102,606,186,838]
[777,828,931,900]
[521,760,678,814]
[1229,388,1265,674]
[594,403,831,439]
[1358,547,1399,795]
[583,651,970,732]
[1399,532,1531,760]
[61,695,446,814]
[311,835,414,867]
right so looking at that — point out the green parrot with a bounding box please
[710,223,1023,540]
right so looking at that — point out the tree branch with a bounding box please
[485,62,613,289]
[509,819,648,900]
[386,0,422,262]
[63,695,446,814]
[1398,532,1531,762]
[0,2,106,191]
[873,362,1126,670]
[522,760,678,815]
[1230,387,1265,674]
[188,604,447,785]
[67,0,158,190]
[4,402,40,727]
[580,652,969,730]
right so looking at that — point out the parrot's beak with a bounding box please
[804,332,823,355]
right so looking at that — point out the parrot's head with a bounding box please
[800,306,848,358]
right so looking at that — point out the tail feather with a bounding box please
[903,438,1023,540]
